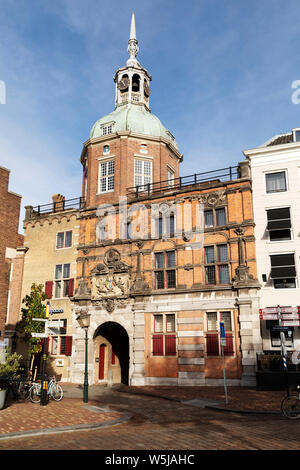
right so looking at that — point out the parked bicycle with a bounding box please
[281,386,300,419]
[29,376,63,404]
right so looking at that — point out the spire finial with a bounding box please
[127,12,139,66]
[130,12,136,40]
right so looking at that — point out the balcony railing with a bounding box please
[29,197,85,217]
[127,166,241,198]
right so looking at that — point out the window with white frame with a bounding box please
[167,168,175,188]
[204,245,230,285]
[56,230,72,249]
[154,251,176,289]
[99,159,115,193]
[270,253,296,288]
[134,159,152,189]
[265,171,287,193]
[266,207,291,241]
[48,321,73,356]
[206,311,234,356]
[54,263,74,298]
[102,124,113,136]
[152,313,176,356]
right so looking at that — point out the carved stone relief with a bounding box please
[90,248,131,313]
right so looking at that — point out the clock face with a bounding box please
[118,77,129,91]
[144,82,150,97]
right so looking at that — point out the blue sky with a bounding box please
[1,0,300,227]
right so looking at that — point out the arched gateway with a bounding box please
[94,321,129,385]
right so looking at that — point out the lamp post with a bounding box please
[76,312,90,403]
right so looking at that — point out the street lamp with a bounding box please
[76,312,90,403]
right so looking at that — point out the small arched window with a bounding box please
[132,74,140,92]
[103,145,110,154]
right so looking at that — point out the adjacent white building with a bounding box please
[244,128,300,353]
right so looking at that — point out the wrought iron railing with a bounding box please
[31,197,85,217]
[127,166,240,198]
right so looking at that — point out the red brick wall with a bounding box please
[83,135,181,207]
[0,167,22,338]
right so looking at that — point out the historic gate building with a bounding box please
[69,14,261,387]
[10,14,262,386]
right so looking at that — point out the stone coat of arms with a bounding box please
[91,249,131,312]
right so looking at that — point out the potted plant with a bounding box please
[0,351,23,409]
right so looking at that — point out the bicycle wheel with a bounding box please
[50,384,63,401]
[29,384,41,404]
[281,395,300,419]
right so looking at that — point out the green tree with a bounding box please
[16,283,48,370]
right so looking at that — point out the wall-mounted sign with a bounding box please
[50,309,64,314]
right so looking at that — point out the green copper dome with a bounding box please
[90,104,178,150]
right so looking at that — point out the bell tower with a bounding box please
[114,13,152,112]
[81,13,183,209]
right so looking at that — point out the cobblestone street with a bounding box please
[0,388,299,451]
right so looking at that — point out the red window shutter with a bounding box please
[111,350,115,364]
[206,333,219,356]
[41,338,49,353]
[165,334,176,355]
[68,278,74,297]
[45,281,53,299]
[65,336,73,356]
[224,334,234,356]
[152,335,163,356]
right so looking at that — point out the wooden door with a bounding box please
[99,344,106,380]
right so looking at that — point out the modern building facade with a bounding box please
[244,129,300,356]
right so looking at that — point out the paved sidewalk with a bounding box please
[122,385,287,414]
[0,384,129,440]
[0,382,289,440]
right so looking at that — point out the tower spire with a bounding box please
[130,11,136,40]
[127,12,139,66]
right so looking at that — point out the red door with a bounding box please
[99,344,106,380]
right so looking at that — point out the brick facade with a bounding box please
[0,166,23,343]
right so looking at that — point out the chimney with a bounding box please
[52,194,65,212]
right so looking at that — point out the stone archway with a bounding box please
[94,321,129,385]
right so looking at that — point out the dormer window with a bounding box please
[293,128,300,142]
[102,124,113,136]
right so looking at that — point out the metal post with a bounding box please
[83,328,89,403]
[278,305,289,396]
[220,321,228,405]
[221,344,228,405]
[40,301,50,406]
